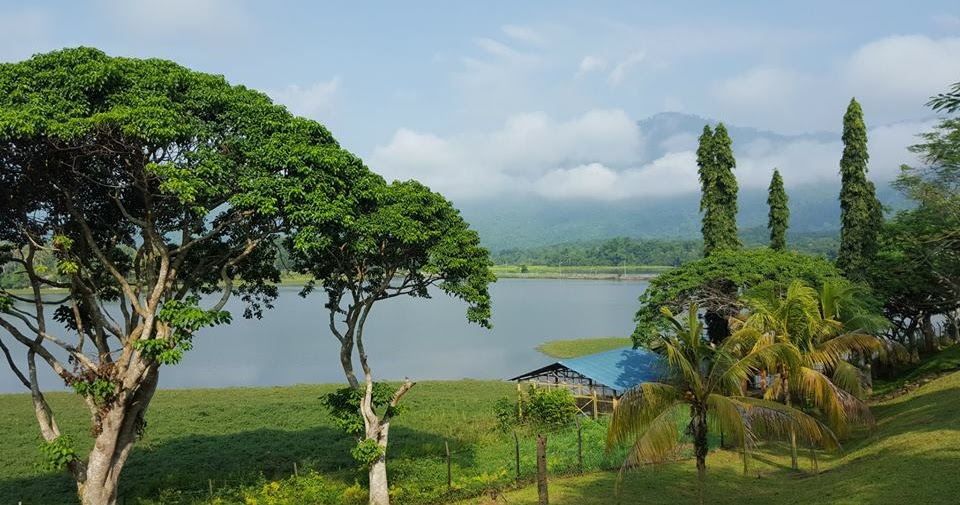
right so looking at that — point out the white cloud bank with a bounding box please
[268,77,341,121]
[370,109,932,201]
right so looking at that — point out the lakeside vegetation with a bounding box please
[536,338,632,358]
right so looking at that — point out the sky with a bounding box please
[2,1,959,200]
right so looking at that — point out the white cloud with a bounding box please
[932,14,960,31]
[268,77,340,121]
[712,67,809,109]
[843,35,960,119]
[608,51,645,86]
[98,0,249,39]
[576,56,606,77]
[502,25,544,45]
[369,107,931,201]
[370,109,643,198]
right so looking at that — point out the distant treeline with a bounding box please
[491,228,840,267]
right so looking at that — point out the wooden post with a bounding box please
[445,440,452,490]
[537,434,549,505]
[208,479,214,498]
[517,382,523,420]
[293,462,299,478]
[514,431,521,483]
[576,416,584,474]
[591,389,598,419]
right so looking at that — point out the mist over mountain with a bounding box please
[454,112,914,252]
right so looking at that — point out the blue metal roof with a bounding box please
[558,346,665,395]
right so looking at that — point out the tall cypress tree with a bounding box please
[767,169,789,251]
[837,98,882,277]
[699,123,740,257]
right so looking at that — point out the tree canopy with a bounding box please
[632,249,846,347]
[0,47,363,505]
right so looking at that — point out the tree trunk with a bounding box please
[359,376,414,505]
[782,368,798,470]
[922,314,939,352]
[692,407,708,505]
[78,365,158,505]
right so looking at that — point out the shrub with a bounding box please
[495,386,578,431]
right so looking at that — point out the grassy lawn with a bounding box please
[0,381,629,504]
[4,367,959,504]
[475,369,960,505]
[872,342,960,396]
[536,338,632,358]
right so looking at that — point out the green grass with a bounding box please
[872,343,960,396]
[480,369,960,505]
[5,367,960,504]
[0,381,629,504]
[536,338,632,358]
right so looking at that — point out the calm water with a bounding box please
[0,278,647,394]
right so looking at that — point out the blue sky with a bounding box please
[2,1,959,199]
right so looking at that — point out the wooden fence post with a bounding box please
[445,440,452,490]
[208,479,214,498]
[514,431,521,483]
[293,462,299,478]
[537,434,549,505]
[576,417,584,474]
[591,390,598,419]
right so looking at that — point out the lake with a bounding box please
[0,278,648,394]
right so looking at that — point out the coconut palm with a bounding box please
[740,279,896,468]
[607,304,839,500]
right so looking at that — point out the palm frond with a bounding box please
[607,382,683,448]
[733,396,841,452]
[618,401,687,470]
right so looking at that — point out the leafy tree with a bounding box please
[698,123,740,257]
[290,178,494,505]
[740,280,893,468]
[632,249,845,347]
[837,98,883,280]
[870,81,960,349]
[767,169,789,251]
[0,48,355,505]
[608,305,837,501]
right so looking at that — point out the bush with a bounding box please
[495,386,578,431]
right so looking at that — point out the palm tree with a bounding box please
[740,279,896,469]
[607,304,838,500]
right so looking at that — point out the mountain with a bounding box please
[455,112,910,253]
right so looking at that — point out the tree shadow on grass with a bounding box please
[0,424,475,505]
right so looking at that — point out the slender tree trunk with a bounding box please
[339,338,360,390]
[366,425,390,505]
[78,365,158,505]
[782,368,798,470]
[922,314,939,352]
[692,406,708,505]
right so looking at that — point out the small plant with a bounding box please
[495,386,578,431]
[350,439,385,469]
[38,435,78,472]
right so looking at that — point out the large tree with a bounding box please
[632,249,846,348]
[767,169,789,251]
[0,48,357,505]
[869,81,960,349]
[837,98,883,279]
[698,123,740,257]
[290,178,494,505]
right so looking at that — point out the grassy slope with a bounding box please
[487,369,960,505]
[872,343,960,396]
[536,338,633,359]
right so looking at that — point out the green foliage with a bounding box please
[633,249,845,347]
[243,472,346,505]
[767,169,789,251]
[496,386,578,431]
[319,383,403,436]
[135,296,232,366]
[698,123,741,256]
[350,439,385,470]
[38,435,78,472]
[837,98,883,280]
[71,377,118,406]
